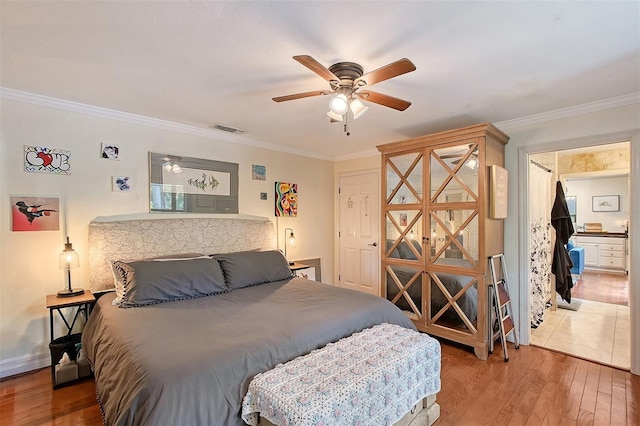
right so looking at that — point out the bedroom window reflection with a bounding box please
[150,183,185,211]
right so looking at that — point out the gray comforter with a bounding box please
[83,277,416,425]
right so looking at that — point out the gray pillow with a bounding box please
[213,250,293,290]
[113,258,228,307]
[109,253,206,305]
[396,240,419,260]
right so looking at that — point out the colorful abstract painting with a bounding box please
[11,196,60,231]
[24,146,71,175]
[275,182,298,217]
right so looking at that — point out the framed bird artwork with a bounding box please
[11,196,60,231]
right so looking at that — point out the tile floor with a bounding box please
[530,298,630,369]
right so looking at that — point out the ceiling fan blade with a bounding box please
[293,55,339,82]
[272,90,331,102]
[357,91,411,111]
[354,58,416,87]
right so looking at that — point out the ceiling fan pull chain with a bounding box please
[344,110,351,136]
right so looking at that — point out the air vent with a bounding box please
[209,123,245,134]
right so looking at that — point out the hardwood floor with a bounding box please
[571,270,628,306]
[1,341,638,425]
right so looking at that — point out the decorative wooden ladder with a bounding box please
[488,254,519,362]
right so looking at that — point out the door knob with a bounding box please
[368,242,378,247]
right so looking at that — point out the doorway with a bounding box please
[526,142,631,369]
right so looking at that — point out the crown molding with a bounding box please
[334,147,380,162]
[0,88,333,161]
[3,88,637,162]
[335,93,640,161]
[495,92,640,130]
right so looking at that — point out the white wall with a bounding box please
[565,176,629,232]
[0,98,334,376]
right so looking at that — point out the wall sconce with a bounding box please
[58,237,84,297]
[284,227,296,265]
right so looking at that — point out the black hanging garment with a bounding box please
[551,181,575,302]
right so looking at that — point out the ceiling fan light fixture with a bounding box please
[464,157,478,170]
[326,110,344,121]
[329,94,349,115]
[350,98,369,120]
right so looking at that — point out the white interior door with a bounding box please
[338,171,380,295]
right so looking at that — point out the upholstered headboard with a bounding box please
[89,214,276,291]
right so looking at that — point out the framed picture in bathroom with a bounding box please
[592,195,619,212]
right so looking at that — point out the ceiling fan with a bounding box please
[273,55,416,133]
[439,144,479,169]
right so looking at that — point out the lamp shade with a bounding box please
[326,110,344,121]
[59,240,80,270]
[329,94,349,115]
[350,98,369,120]
[464,157,478,170]
[57,237,84,297]
[284,228,296,265]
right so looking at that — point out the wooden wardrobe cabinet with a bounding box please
[377,123,509,359]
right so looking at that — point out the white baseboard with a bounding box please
[0,352,50,379]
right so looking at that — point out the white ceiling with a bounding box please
[1,1,639,160]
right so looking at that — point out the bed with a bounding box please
[83,215,441,425]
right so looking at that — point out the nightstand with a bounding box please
[289,262,309,272]
[290,262,317,280]
[46,290,95,387]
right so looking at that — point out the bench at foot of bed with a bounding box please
[258,394,439,426]
[242,323,441,426]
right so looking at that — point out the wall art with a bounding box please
[592,195,619,212]
[489,165,508,219]
[275,182,298,217]
[260,192,268,200]
[101,143,120,160]
[112,176,132,192]
[252,165,266,180]
[24,146,71,175]
[11,196,60,231]
[149,152,238,213]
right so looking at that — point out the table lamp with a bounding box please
[284,228,296,265]
[58,236,84,297]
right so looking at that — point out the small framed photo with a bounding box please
[399,213,408,226]
[112,176,131,192]
[101,143,120,160]
[592,195,619,212]
[260,192,268,200]
[252,165,266,180]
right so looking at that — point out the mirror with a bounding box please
[566,196,577,225]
